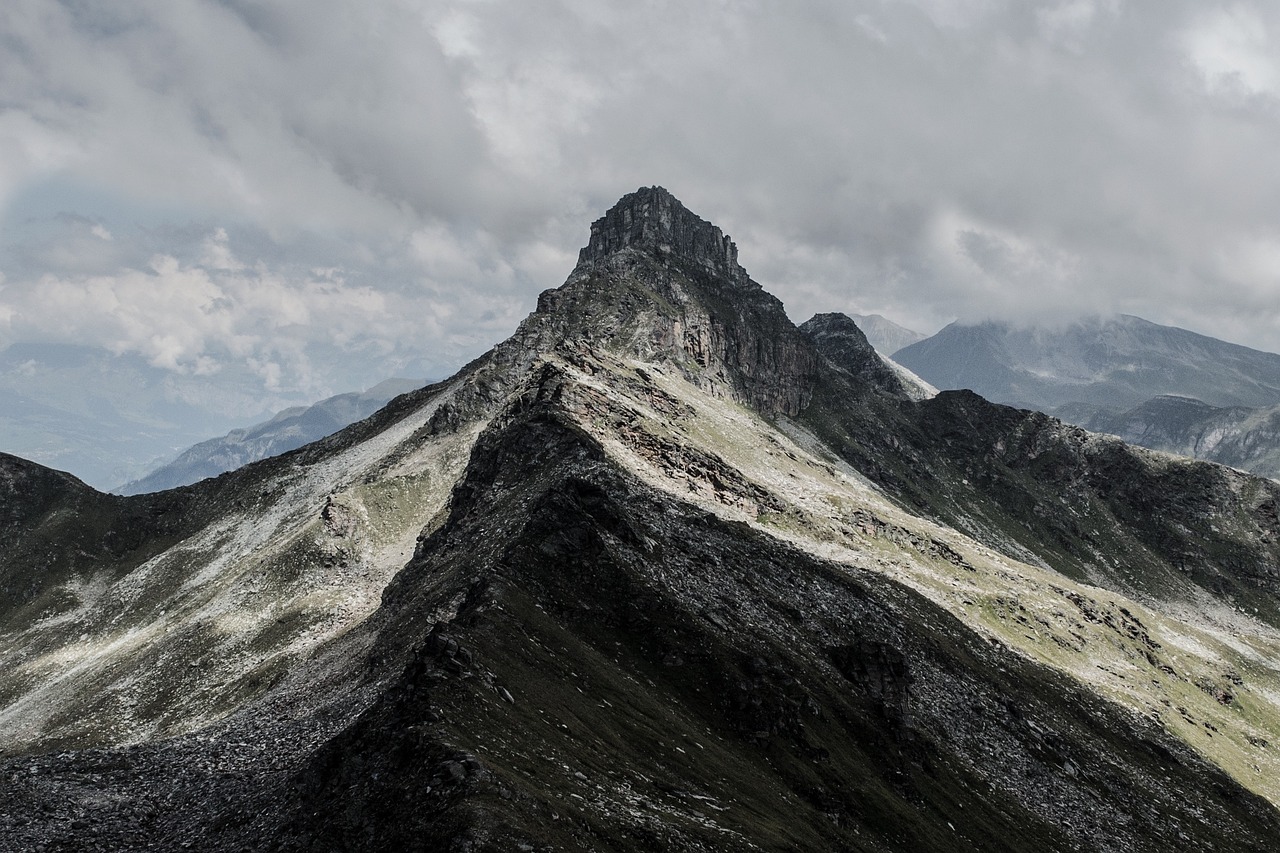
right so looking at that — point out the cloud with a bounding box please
[0,226,530,395]
[1185,5,1280,96]
[0,1,490,233]
[2,0,1280,403]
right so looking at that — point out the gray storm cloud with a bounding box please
[2,0,1279,401]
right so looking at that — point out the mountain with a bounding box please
[894,315,1280,411]
[849,312,926,355]
[800,312,936,401]
[6,188,1280,850]
[892,317,1280,479]
[117,378,424,494]
[1065,395,1280,480]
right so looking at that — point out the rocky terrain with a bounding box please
[799,313,934,402]
[5,187,1280,850]
[118,378,423,495]
[893,315,1280,480]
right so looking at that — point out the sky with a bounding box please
[3,0,1280,411]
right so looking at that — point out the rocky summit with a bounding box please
[6,188,1280,851]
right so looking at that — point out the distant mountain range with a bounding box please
[117,377,424,494]
[0,344,302,490]
[893,315,1280,479]
[848,312,926,355]
[893,314,1280,411]
[1057,395,1280,480]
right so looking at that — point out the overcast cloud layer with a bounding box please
[4,0,1280,405]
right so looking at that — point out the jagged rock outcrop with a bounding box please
[530,186,820,417]
[800,312,909,397]
[577,185,747,284]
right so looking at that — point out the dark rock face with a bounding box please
[578,186,747,284]
[0,453,200,623]
[269,397,1280,852]
[800,312,908,397]
[799,378,1280,619]
[528,187,820,417]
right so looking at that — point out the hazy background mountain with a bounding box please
[894,315,1280,479]
[1060,395,1280,480]
[117,377,424,495]
[894,315,1280,412]
[0,344,340,490]
[848,313,926,356]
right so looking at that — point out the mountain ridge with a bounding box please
[1067,394,1280,480]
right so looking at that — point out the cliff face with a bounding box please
[576,185,747,283]
[7,189,1280,851]
[537,185,820,416]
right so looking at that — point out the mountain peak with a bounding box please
[577,186,747,282]
[799,313,911,398]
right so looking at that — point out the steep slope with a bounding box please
[799,313,911,397]
[6,188,1280,850]
[118,378,424,494]
[849,312,926,355]
[266,378,1280,852]
[894,315,1280,411]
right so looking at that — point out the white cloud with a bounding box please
[900,0,1004,30]
[1185,6,1280,97]
[1214,236,1280,305]
[3,0,1280,396]
[1036,0,1121,49]
[432,8,483,59]
[2,236,445,392]
[927,207,1084,320]
[200,228,243,271]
